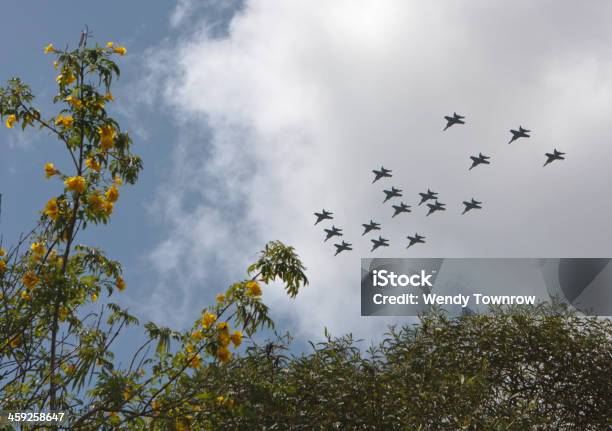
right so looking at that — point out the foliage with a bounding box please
[0,36,308,429]
[168,304,612,430]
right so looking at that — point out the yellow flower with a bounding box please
[116,276,126,291]
[88,192,106,213]
[103,92,114,102]
[55,114,74,128]
[65,95,83,109]
[85,157,101,172]
[65,176,87,194]
[0,247,6,257]
[188,354,201,368]
[113,46,127,56]
[216,293,226,303]
[102,200,114,216]
[191,329,203,341]
[216,396,225,405]
[53,61,59,70]
[230,331,242,348]
[91,293,98,302]
[217,346,232,363]
[30,242,46,257]
[9,336,21,348]
[5,114,17,129]
[45,162,58,178]
[22,271,40,290]
[245,280,262,297]
[218,331,230,347]
[201,312,217,329]
[123,389,131,401]
[105,185,119,203]
[113,176,123,186]
[21,290,32,301]
[216,321,229,332]
[97,125,116,150]
[58,306,69,321]
[44,198,60,220]
[106,41,114,48]
[44,43,55,54]
[94,100,105,110]
[56,74,75,85]
[0,260,6,274]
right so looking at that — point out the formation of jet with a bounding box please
[372,166,392,183]
[462,198,482,214]
[323,225,343,241]
[383,187,402,203]
[334,241,353,256]
[314,209,333,225]
[370,236,390,252]
[469,153,491,170]
[443,112,465,131]
[392,202,412,218]
[543,149,565,167]
[362,220,381,236]
[418,189,438,205]
[315,113,568,257]
[426,200,446,216]
[508,126,531,144]
[406,233,426,248]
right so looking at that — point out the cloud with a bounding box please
[142,0,612,339]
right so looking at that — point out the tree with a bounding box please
[0,35,307,430]
[169,304,611,430]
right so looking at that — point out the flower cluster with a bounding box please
[0,248,6,275]
[194,310,243,365]
[106,41,127,56]
[55,114,74,128]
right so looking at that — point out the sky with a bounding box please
[2,1,612,352]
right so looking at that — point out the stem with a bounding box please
[49,50,86,413]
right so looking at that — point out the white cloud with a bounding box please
[143,0,612,339]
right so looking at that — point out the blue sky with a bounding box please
[3,1,612,359]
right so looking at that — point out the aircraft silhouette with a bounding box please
[443,112,465,131]
[370,236,390,252]
[383,187,403,203]
[361,220,381,236]
[469,153,491,170]
[406,233,426,248]
[392,202,412,218]
[426,200,446,216]
[508,126,531,144]
[334,241,353,256]
[462,198,482,214]
[418,189,438,205]
[314,209,333,225]
[323,225,343,242]
[372,166,392,183]
[543,149,565,166]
